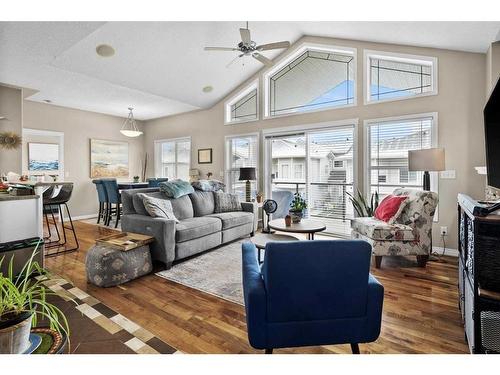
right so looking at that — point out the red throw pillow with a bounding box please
[374,195,408,223]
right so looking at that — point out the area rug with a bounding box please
[156,239,248,305]
[37,275,179,354]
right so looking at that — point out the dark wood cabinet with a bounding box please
[458,197,500,353]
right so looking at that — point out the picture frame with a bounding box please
[90,139,129,178]
[198,148,213,164]
[28,142,60,171]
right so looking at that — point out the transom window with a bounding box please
[225,81,258,124]
[365,50,437,103]
[154,137,191,181]
[264,44,356,117]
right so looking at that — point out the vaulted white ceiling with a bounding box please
[1,21,499,120]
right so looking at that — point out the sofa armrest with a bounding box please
[242,242,267,349]
[241,202,258,232]
[121,214,176,267]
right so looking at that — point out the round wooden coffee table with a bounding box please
[268,218,326,240]
[251,232,299,264]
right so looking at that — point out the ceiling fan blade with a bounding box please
[204,47,239,51]
[240,28,251,46]
[252,52,273,66]
[256,41,291,51]
[226,54,244,68]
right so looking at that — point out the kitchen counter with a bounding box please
[0,193,40,201]
[10,180,73,187]
[0,192,43,243]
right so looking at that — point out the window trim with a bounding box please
[224,80,259,125]
[153,136,192,179]
[263,42,357,120]
[224,132,260,195]
[363,112,439,221]
[363,50,438,105]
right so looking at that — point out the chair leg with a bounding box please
[416,255,429,267]
[350,343,360,354]
[97,202,103,224]
[114,204,121,228]
[105,203,111,226]
[264,349,273,354]
[374,256,382,269]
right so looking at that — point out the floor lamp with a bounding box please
[408,148,446,260]
[239,167,256,202]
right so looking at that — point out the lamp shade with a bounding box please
[408,148,445,172]
[189,169,199,177]
[239,167,256,181]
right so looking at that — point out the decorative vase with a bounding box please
[289,210,303,223]
[256,195,263,203]
[285,215,292,227]
[133,177,140,183]
[0,312,32,354]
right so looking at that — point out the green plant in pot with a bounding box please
[133,175,140,183]
[346,189,379,217]
[0,244,70,354]
[289,193,307,223]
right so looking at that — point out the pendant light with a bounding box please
[120,107,143,137]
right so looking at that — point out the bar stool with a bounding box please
[147,177,168,188]
[102,179,121,228]
[92,179,108,224]
[43,186,61,244]
[43,183,79,256]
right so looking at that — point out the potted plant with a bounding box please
[346,189,379,217]
[133,175,140,183]
[289,193,307,223]
[0,246,70,354]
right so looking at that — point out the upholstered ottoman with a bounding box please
[86,244,152,287]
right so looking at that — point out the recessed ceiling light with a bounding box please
[43,99,52,103]
[96,44,115,57]
[202,86,213,93]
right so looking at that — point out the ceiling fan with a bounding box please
[204,22,290,67]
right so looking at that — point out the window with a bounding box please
[294,164,304,179]
[225,81,258,124]
[365,50,437,104]
[366,114,437,198]
[264,44,356,117]
[154,137,191,180]
[281,164,290,179]
[225,134,259,199]
[333,160,344,168]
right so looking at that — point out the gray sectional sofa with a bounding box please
[121,188,257,269]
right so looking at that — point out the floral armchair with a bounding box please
[351,188,439,268]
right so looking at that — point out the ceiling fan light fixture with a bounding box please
[120,107,143,137]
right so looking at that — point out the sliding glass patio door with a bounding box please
[265,124,356,237]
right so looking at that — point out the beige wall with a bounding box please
[486,42,500,95]
[144,36,488,249]
[0,85,23,174]
[22,101,145,218]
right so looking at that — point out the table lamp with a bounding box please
[239,167,256,202]
[408,148,445,191]
[189,169,199,182]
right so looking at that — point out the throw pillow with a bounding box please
[159,179,194,199]
[214,191,242,213]
[138,193,179,223]
[374,195,409,223]
[192,179,225,192]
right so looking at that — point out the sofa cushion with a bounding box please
[214,191,242,213]
[207,211,254,230]
[170,194,194,220]
[138,193,179,222]
[132,191,164,216]
[351,217,415,241]
[159,179,194,199]
[374,195,408,223]
[189,190,215,216]
[191,179,225,192]
[175,217,222,243]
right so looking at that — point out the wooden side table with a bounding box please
[251,232,299,263]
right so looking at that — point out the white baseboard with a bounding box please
[62,213,98,221]
[432,246,458,257]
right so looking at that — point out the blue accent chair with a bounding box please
[242,240,384,354]
[147,177,169,188]
[271,190,294,219]
[92,179,108,224]
[101,178,121,228]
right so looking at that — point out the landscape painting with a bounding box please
[90,139,129,178]
[28,142,59,171]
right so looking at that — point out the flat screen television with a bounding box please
[484,77,500,190]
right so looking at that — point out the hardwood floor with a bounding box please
[44,220,469,354]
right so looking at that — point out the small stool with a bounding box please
[86,244,152,287]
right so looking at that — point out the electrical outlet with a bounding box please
[440,226,448,236]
